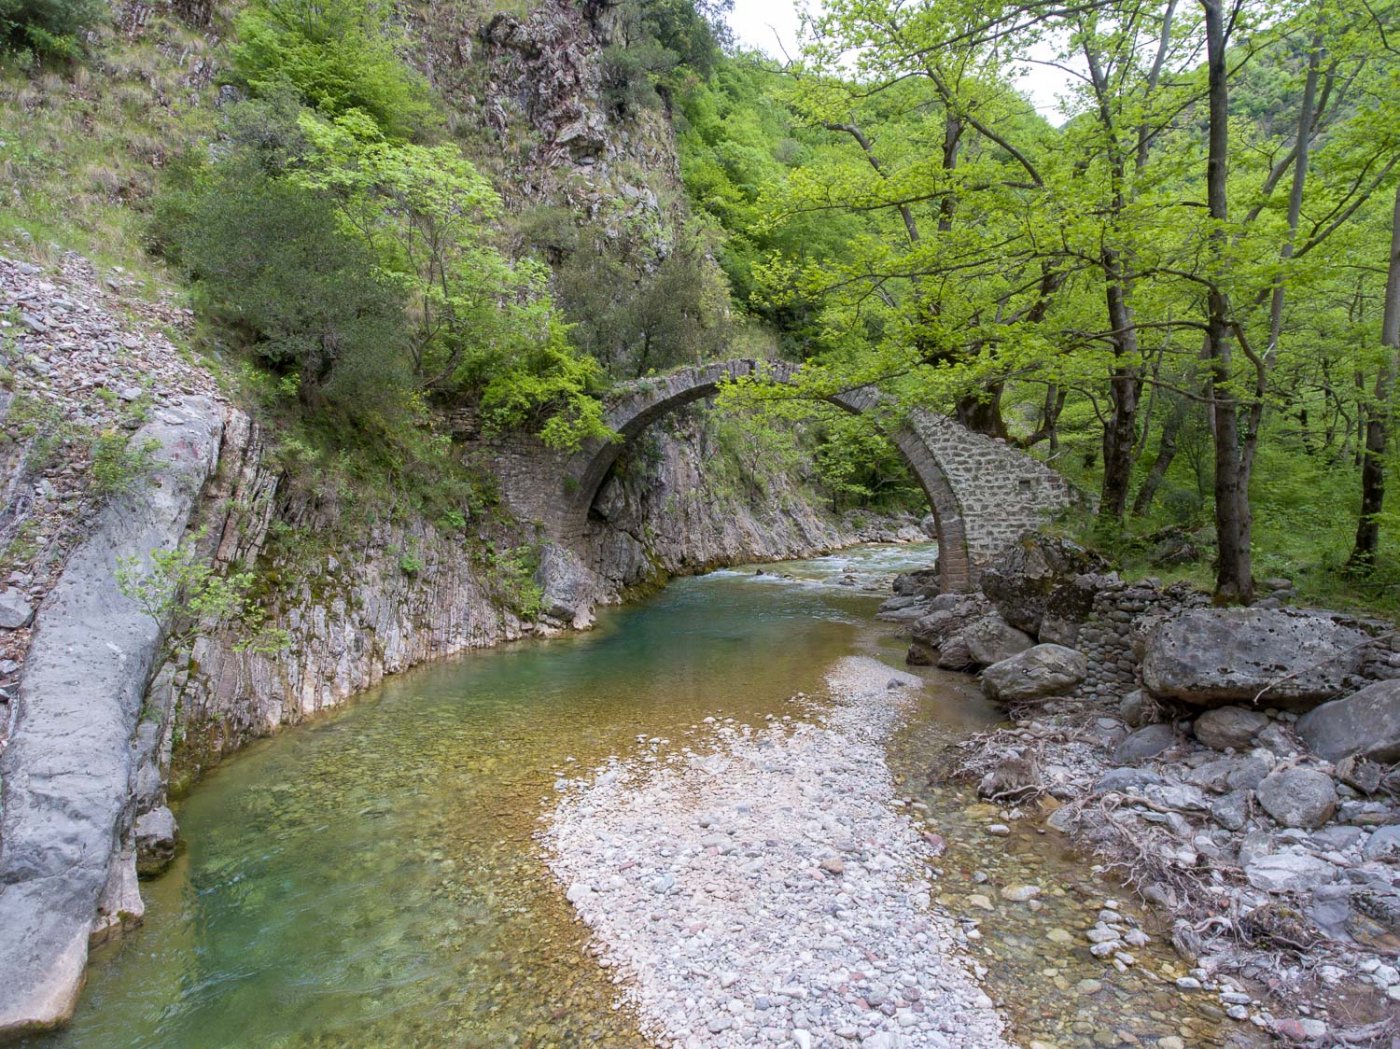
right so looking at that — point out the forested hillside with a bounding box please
[674,0,1400,608]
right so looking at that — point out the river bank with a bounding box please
[545,655,1012,1049]
[881,533,1400,1047]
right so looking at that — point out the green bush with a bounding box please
[155,157,415,430]
[0,0,104,59]
[231,0,434,140]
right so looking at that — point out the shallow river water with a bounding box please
[33,545,1257,1049]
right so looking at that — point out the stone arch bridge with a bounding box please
[495,359,1073,592]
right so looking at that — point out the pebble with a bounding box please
[547,658,1012,1048]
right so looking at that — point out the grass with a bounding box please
[0,3,226,280]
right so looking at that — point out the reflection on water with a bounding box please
[35,546,932,1049]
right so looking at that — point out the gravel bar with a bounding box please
[545,656,1013,1048]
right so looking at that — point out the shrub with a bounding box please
[0,0,104,59]
[230,0,434,140]
[155,157,415,429]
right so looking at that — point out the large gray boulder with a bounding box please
[1114,723,1177,764]
[979,533,1110,635]
[960,613,1034,667]
[1141,608,1371,708]
[1295,680,1400,763]
[981,644,1088,704]
[0,397,225,1038]
[1255,768,1337,829]
[1193,706,1270,751]
[1245,852,1338,893]
[533,543,599,631]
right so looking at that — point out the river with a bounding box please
[32,544,1252,1049]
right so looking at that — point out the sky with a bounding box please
[724,0,1074,119]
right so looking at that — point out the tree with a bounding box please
[1350,183,1400,568]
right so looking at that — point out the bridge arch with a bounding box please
[554,360,1073,592]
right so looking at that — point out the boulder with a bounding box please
[891,568,940,598]
[1363,825,1400,861]
[0,588,34,629]
[1118,689,1157,729]
[1193,706,1270,751]
[1255,768,1337,829]
[1245,852,1337,893]
[910,595,991,650]
[533,543,599,630]
[960,613,1034,667]
[1141,608,1371,708]
[981,644,1088,704]
[1210,791,1250,831]
[134,807,178,878]
[1113,723,1176,764]
[1296,680,1400,764]
[1226,750,1277,790]
[979,533,1110,635]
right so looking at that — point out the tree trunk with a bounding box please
[1132,396,1187,516]
[1201,0,1253,602]
[1349,183,1400,569]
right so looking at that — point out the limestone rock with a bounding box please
[1141,608,1371,707]
[133,807,178,878]
[533,543,599,631]
[1296,680,1400,764]
[979,533,1110,635]
[1113,723,1176,764]
[1245,852,1337,893]
[0,587,34,629]
[1193,706,1270,751]
[0,396,224,1038]
[981,644,1088,704]
[960,613,1034,667]
[1255,768,1337,829]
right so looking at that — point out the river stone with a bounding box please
[1226,750,1276,791]
[1211,790,1250,831]
[1118,689,1156,729]
[0,588,34,629]
[1245,852,1338,893]
[0,397,224,1038]
[1363,825,1400,861]
[1255,768,1337,829]
[1141,608,1371,708]
[133,806,178,878]
[1113,723,1176,764]
[1193,706,1270,751]
[960,613,1034,667]
[978,533,1110,635]
[981,644,1087,703]
[1094,767,1164,794]
[1296,680,1400,764]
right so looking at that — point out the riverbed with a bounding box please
[31,545,1261,1048]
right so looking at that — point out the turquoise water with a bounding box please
[35,545,938,1049]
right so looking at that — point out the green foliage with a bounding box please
[116,531,291,657]
[475,543,543,620]
[812,414,922,513]
[0,0,103,60]
[231,0,434,140]
[156,155,413,430]
[90,433,160,498]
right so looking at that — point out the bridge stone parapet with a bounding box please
[495,359,1074,592]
